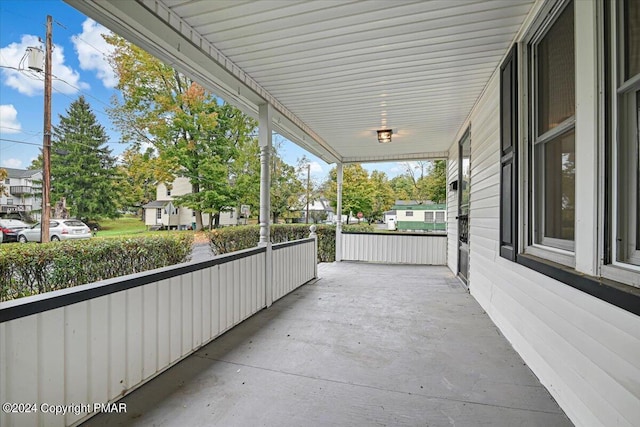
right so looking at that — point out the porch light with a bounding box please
[377,129,393,143]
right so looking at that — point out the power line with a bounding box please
[51,74,113,112]
[0,136,112,152]
[0,126,42,136]
[0,137,44,147]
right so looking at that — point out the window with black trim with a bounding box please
[424,211,434,222]
[156,208,162,220]
[530,0,575,253]
[406,211,413,217]
[611,0,640,268]
[500,45,518,261]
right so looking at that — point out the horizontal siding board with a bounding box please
[474,260,640,427]
[463,66,640,427]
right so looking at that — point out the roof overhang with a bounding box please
[65,0,536,165]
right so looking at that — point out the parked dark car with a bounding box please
[0,219,30,243]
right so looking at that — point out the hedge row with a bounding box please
[208,223,376,263]
[209,224,337,262]
[0,234,193,301]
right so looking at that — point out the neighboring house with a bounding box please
[392,201,446,233]
[296,197,334,224]
[142,177,238,229]
[0,168,42,221]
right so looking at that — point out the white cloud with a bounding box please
[308,161,323,174]
[1,158,22,168]
[0,104,21,133]
[0,34,89,96]
[72,19,116,88]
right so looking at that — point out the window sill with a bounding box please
[524,245,575,268]
[516,254,640,316]
[601,264,640,289]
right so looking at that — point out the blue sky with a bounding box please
[0,0,406,183]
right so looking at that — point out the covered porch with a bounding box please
[1,1,638,426]
[85,262,569,426]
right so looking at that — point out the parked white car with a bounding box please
[17,219,92,243]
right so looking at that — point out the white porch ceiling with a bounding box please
[65,0,535,164]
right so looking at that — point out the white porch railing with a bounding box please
[0,237,317,427]
[341,232,447,265]
[272,238,317,302]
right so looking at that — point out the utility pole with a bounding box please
[41,15,52,242]
[305,163,310,224]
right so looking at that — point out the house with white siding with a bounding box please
[3,1,638,426]
[142,177,238,229]
[0,168,41,221]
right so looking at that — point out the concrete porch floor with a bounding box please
[84,262,572,427]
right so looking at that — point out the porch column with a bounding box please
[258,103,273,306]
[335,162,343,262]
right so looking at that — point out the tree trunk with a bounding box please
[192,182,203,230]
[208,213,213,230]
[214,213,220,228]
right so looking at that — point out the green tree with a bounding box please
[106,35,256,230]
[402,161,432,202]
[325,164,374,224]
[389,175,413,201]
[271,157,304,223]
[187,103,259,228]
[28,155,42,170]
[368,170,395,223]
[422,160,447,203]
[50,96,119,220]
[116,147,174,214]
[230,132,260,221]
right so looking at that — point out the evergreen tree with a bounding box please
[50,96,119,220]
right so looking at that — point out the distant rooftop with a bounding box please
[2,168,42,178]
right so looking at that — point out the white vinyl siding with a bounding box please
[447,25,640,426]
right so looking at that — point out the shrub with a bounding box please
[342,223,375,233]
[0,234,193,301]
[209,224,336,263]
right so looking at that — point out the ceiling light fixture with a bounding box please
[377,129,393,143]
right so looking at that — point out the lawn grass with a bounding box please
[94,215,204,241]
[96,215,151,237]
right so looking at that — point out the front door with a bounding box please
[458,129,471,284]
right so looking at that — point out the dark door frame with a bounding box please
[458,127,471,284]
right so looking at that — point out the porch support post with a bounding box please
[335,162,343,262]
[258,103,273,307]
[310,225,318,279]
